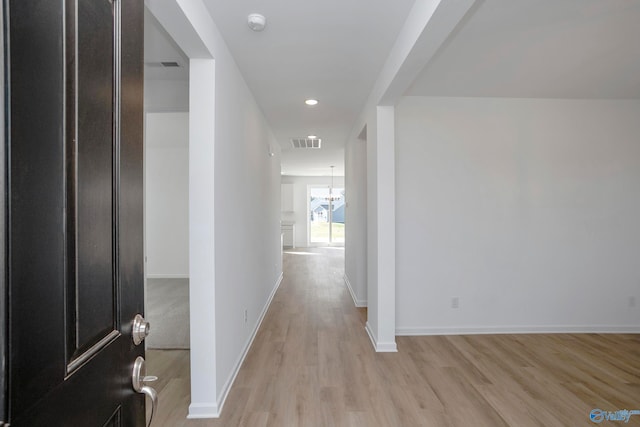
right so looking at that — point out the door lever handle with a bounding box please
[132,356,158,427]
[140,385,158,427]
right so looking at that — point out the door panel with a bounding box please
[7,1,67,416]
[104,407,123,427]
[5,0,145,425]
[73,0,117,361]
[0,2,6,422]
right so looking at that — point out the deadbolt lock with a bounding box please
[132,314,150,345]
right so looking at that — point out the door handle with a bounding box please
[132,356,158,427]
[132,314,150,345]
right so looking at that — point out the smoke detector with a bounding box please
[248,14,266,32]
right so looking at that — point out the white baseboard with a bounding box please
[365,321,398,352]
[343,274,367,307]
[395,325,640,336]
[213,272,284,417]
[146,274,189,279]
[187,403,219,419]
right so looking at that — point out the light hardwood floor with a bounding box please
[147,247,640,426]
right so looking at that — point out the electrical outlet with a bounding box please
[451,297,459,309]
[629,296,636,308]
[244,309,248,323]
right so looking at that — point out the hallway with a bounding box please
[148,248,640,426]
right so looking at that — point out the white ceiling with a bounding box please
[144,9,189,81]
[144,0,640,176]
[407,0,640,99]
[201,0,416,176]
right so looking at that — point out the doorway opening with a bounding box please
[309,185,345,246]
[142,3,191,402]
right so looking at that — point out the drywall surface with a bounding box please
[396,97,640,334]
[202,22,283,414]
[146,0,283,417]
[145,79,189,112]
[344,136,367,306]
[213,56,282,398]
[145,112,189,278]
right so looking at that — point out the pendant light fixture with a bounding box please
[328,166,339,202]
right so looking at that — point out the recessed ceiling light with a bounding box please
[305,99,318,106]
[307,135,317,139]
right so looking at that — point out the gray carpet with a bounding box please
[145,278,190,349]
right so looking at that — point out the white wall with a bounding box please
[144,79,189,112]
[213,50,282,403]
[344,135,367,306]
[396,96,640,334]
[344,0,474,352]
[145,112,189,278]
[188,58,217,417]
[281,175,345,248]
[146,0,283,418]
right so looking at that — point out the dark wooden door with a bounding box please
[4,0,145,425]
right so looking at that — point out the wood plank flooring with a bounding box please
[147,247,640,426]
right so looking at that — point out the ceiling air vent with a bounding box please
[144,61,181,68]
[291,138,322,149]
